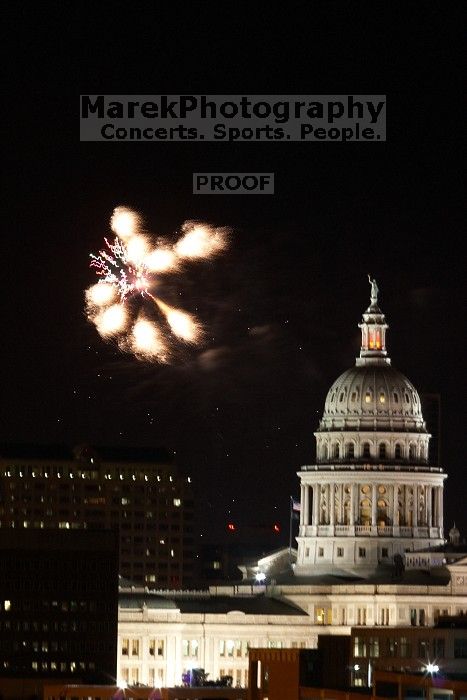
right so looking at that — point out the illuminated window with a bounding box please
[375,331,381,349]
[149,639,164,657]
[379,392,385,403]
[131,639,139,657]
[316,607,331,625]
[369,637,380,657]
[173,498,181,507]
[354,636,366,656]
[365,392,371,403]
[4,600,11,611]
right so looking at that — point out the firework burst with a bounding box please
[86,206,228,361]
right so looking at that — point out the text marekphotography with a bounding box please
[80,95,386,142]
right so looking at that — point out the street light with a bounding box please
[426,663,439,674]
[255,572,266,583]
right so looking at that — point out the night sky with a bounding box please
[3,5,465,540]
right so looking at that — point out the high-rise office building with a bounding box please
[0,444,195,588]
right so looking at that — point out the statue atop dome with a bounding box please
[368,274,379,306]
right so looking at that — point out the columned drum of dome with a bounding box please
[294,279,447,577]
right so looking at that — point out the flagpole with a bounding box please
[289,496,293,563]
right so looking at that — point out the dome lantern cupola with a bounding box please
[357,275,389,366]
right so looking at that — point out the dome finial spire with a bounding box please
[368,274,379,307]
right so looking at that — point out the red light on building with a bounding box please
[227,523,236,531]
[273,524,280,532]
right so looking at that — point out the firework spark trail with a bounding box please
[85,206,228,362]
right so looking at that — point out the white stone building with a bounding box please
[295,277,446,576]
[116,279,466,689]
[117,568,467,687]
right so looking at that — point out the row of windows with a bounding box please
[320,442,426,460]
[0,620,113,633]
[0,466,191,483]
[0,599,100,613]
[1,659,97,673]
[331,388,416,406]
[4,639,111,653]
[312,546,389,559]
[120,639,308,660]
[354,635,467,659]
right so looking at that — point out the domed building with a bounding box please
[295,278,447,576]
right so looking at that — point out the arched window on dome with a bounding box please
[365,390,372,404]
[333,443,340,460]
[362,442,371,459]
[409,444,416,461]
[393,392,399,403]
[322,443,328,461]
[395,443,403,460]
[379,443,387,459]
[346,443,355,459]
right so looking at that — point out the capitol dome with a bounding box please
[295,277,446,578]
[315,276,429,464]
[321,364,425,430]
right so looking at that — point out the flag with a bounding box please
[291,497,301,512]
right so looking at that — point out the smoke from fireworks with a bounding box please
[86,206,229,361]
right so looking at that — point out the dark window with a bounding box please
[400,637,411,658]
[433,638,445,657]
[454,638,467,658]
[418,639,430,658]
